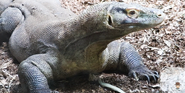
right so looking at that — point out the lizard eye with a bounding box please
[126,9,139,19]
[129,10,136,15]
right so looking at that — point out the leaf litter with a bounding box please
[0,0,185,92]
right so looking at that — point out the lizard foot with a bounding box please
[128,65,159,83]
[0,17,5,32]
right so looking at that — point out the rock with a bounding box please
[160,67,185,92]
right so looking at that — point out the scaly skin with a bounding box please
[0,0,165,93]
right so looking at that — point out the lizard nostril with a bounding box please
[108,15,113,26]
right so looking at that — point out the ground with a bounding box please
[0,0,184,93]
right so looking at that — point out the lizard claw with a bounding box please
[143,74,150,82]
[153,71,159,76]
[152,74,159,82]
[128,65,159,83]
[129,71,151,82]
[129,71,139,81]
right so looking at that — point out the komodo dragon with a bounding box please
[0,0,165,93]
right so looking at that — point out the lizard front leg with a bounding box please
[18,54,58,93]
[103,40,158,82]
[118,41,159,82]
[100,40,158,92]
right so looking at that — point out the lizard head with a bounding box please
[105,3,165,31]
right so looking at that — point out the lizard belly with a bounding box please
[58,41,109,78]
[59,58,105,78]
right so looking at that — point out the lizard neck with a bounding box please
[57,3,112,54]
[57,2,136,60]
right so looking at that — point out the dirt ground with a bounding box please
[0,0,185,93]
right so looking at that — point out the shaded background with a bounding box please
[0,0,184,93]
